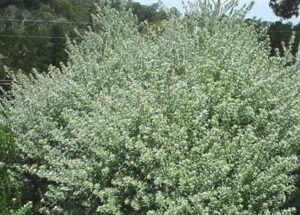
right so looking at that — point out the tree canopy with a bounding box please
[269,0,300,19]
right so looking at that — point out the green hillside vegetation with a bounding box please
[0,0,169,89]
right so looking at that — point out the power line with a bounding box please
[0,18,92,25]
[0,34,67,39]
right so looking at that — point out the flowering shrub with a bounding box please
[2,0,300,214]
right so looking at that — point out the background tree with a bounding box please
[268,21,293,56]
[269,0,300,63]
[269,0,300,19]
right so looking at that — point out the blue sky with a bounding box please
[135,0,299,24]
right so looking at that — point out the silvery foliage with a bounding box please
[2,0,300,214]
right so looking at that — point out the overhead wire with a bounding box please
[0,34,67,39]
[0,18,92,25]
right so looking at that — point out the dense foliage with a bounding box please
[1,0,300,214]
[0,125,19,213]
[0,125,33,215]
[268,21,300,57]
[269,0,300,19]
